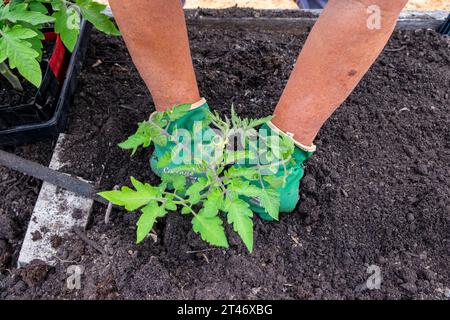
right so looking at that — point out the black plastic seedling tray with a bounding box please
[0,20,93,146]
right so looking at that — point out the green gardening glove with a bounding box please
[249,122,315,221]
[150,98,210,181]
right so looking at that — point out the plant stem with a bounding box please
[164,192,197,214]
[208,164,228,194]
[0,62,23,91]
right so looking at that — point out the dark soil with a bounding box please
[0,142,53,278]
[0,41,56,107]
[186,8,319,18]
[1,10,449,300]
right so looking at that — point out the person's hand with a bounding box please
[150,98,210,183]
[151,106,315,221]
[247,122,315,221]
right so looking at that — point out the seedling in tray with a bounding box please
[99,105,296,253]
[0,0,119,90]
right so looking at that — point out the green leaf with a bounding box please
[0,25,42,87]
[118,135,149,156]
[227,179,261,198]
[247,115,273,128]
[29,1,48,14]
[192,213,229,248]
[130,176,148,192]
[27,35,43,60]
[98,106,293,251]
[161,173,186,192]
[1,3,55,25]
[1,25,38,41]
[279,134,295,160]
[226,198,254,252]
[186,178,207,205]
[263,175,286,189]
[229,105,272,130]
[203,188,223,217]
[227,179,280,220]
[224,150,255,165]
[152,110,168,126]
[53,5,80,52]
[98,177,160,211]
[225,166,259,180]
[259,188,280,221]
[51,0,64,11]
[23,23,45,40]
[0,48,6,63]
[118,122,153,156]
[157,150,173,169]
[136,201,166,244]
[164,198,177,211]
[152,133,167,147]
[181,206,191,215]
[168,103,191,121]
[75,0,120,35]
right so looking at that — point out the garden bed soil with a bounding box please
[0,76,41,108]
[186,8,318,18]
[0,10,449,299]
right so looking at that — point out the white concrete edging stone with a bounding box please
[18,134,93,267]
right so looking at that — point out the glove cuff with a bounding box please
[190,97,207,110]
[267,120,317,153]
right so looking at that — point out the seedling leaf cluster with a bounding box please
[0,0,119,90]
[99,105,295,253]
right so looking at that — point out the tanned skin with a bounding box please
[109,0,408,145]
[272,0,409,145]
[109,0,201,111]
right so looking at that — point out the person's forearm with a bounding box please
[109,0,200,111]
[273,0,408,146]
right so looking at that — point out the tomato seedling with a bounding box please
[0,0,119,90]
[99,105,295,252]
